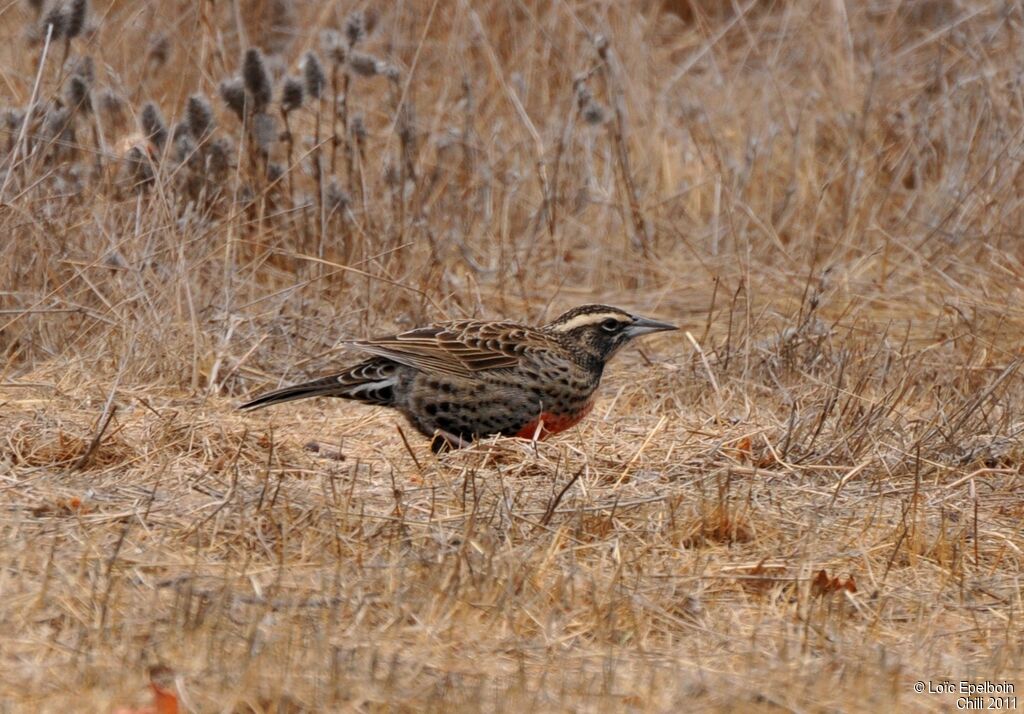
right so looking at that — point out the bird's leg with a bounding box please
[430,429,471,453]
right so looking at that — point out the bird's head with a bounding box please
[544,304,677,365]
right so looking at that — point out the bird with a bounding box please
[240,304,677,452]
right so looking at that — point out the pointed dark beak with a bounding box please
[625,314,678,338]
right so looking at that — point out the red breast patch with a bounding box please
[515,400,595,440]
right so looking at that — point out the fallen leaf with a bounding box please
[811,568,857,597]
[733,436,752,461]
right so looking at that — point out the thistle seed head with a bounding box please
[242,48,273,113]
[42,4,67,40]
[348,52,381,78]
[206,136,232,178]
[139,101,167,149]
[147,32,170,69]
[582,102,607,126]
[219,77,246,120]
[320,29,346,65]
[123,144,154,188]
[2,108,25,133]
[281,76,304,113]
[344,11,364,47]
[66,0,87,39]
[303,51,325,99]
[66,76,92,114]
[186,94,215,139]
[173,130,197,165]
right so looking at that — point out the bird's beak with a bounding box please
[626,314,678,338]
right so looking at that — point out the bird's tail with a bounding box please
[239,359,398,410]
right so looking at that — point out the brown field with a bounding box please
[2,0,1023,711]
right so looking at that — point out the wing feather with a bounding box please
[348,320,537,376]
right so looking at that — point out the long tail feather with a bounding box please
[239,359,400,410]
[239,376,350,410]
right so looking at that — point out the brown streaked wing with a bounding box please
[348,320,543,376]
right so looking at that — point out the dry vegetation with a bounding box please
[2,0,1024,710]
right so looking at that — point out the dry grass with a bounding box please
[2,0,1024,711]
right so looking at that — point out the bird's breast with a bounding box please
[514,398,596,440]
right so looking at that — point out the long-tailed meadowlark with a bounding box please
[240,304,676,451]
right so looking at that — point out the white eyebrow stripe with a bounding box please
[550,312,629,332]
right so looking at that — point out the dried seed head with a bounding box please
[253,112,277,152]
[66,0,87,39]
[123,144,154,188]
[574,81,606,125]
[326,179,350,215]
[3,108,25,133]
[348,52,380,78]
[66,76,92,113]
[303,51,325,99]
[147,32,170,69]
[344,11,364,47]
[139,101,167,149]
[219,77,246,120]
[186,94,215,139]
[42,4,67,40]
[242,48,272,112]
[320,29,346,65]
[206,136,232,178]
[281,76,304,113]
[582,102,606,126]
[173,130,197,164]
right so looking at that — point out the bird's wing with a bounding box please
[349,320,540,377]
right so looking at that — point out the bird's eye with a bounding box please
[600,318,620,333]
